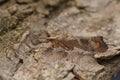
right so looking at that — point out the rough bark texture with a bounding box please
[0,0,120,80]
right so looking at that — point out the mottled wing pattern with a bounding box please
[40,36,108,52]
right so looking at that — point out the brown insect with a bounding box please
[39,36,108,52]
